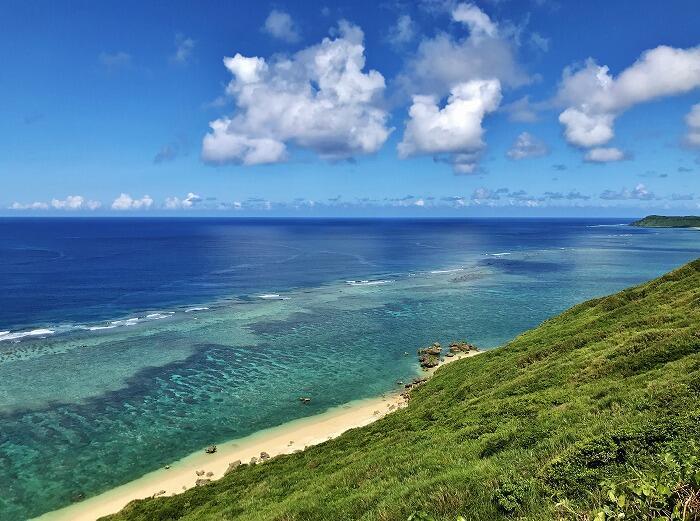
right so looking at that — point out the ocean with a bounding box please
[0,217,698,520]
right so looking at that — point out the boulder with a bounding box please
[204,445,217,454]
[225,460,242,475]
[260,451,270,461]
[195,479,211,487]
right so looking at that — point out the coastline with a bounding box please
[35,351,480,521]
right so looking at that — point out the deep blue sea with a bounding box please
[0,218,699,520]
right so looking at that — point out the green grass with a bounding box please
[630,215,700,228]
[106,259,700,521]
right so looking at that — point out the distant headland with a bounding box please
[630,215,700,228]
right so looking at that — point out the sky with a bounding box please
[1,0,700,217]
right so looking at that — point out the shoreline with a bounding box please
[34,350,479,521]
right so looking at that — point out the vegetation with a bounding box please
[630,215,700,228]
[106,259,700,521]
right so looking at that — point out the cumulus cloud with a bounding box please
[543,191,590,201]
[202,21,390,165]
[10,195,101,211]
[501,95,541,123]
[387,14,417,47]
[471,187,545,206]
[557,45,700,151]
[451,3,497,39]
[686,103,700,147]
[397,2,529,98]
[10,201,49,210]
[111,193,154,210]
[171,34,195,64]
[600,184,656,200]
[262,9,300,43]
[51,195,101,210]
[164,192,203,209]
[671,193,694,201]
[398,79,502,173]
[395,3,528,173]
[584,147,626,163]
[507,132,548,160]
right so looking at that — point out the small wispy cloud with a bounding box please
[99,51,132,69]
[262,9,300,43]
[170,34,195,65]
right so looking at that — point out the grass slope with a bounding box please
[107,260,700,521]
[631,215,700,228]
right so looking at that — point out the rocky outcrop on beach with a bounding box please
[204,445,217,454]
[416,340,478,369]
[417,342,442,368]
[449,341,476,353]
[225,460,242,475]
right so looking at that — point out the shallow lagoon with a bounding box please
[0,218,698,520]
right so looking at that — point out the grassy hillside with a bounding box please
[107,260,700,521]
[631,215,700,228]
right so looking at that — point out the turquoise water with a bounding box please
[0,219,698,519]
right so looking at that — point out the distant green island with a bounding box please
[631,215,700,228]
[108,260,700,521]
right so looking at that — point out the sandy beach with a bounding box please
[35,350,479,521]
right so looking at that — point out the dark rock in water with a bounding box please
[450,272,487,283]
[260,451,270,460]
[70,491,85,503]
[195,478,211,487]
[418,344,442,356]
[418,352,439,368]
[299,397,311,404]
[205,445,217,454]
[225,460,242,475]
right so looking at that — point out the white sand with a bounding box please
[35,350,479,521]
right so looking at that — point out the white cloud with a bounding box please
[9,201,49,210]
[398,3,529,98]
[387,14,417,47]
[171,34,195,64]
[398,79,501,174]
[9,195,101,211]
[584,147,626,163]
[557,45,700,151]
[558,108,615,148]
[164,192,202,209]
[111,193,154,210]
[600,183,656,200]
[262,9,300,43]
[202,21,390,166]
[502,95,540,123]
[507,132,548,160]
[686,103,700,147]
[451,3,497,39]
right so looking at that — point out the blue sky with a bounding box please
[1,0,699,216]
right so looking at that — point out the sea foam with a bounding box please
[0,328,55,342]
